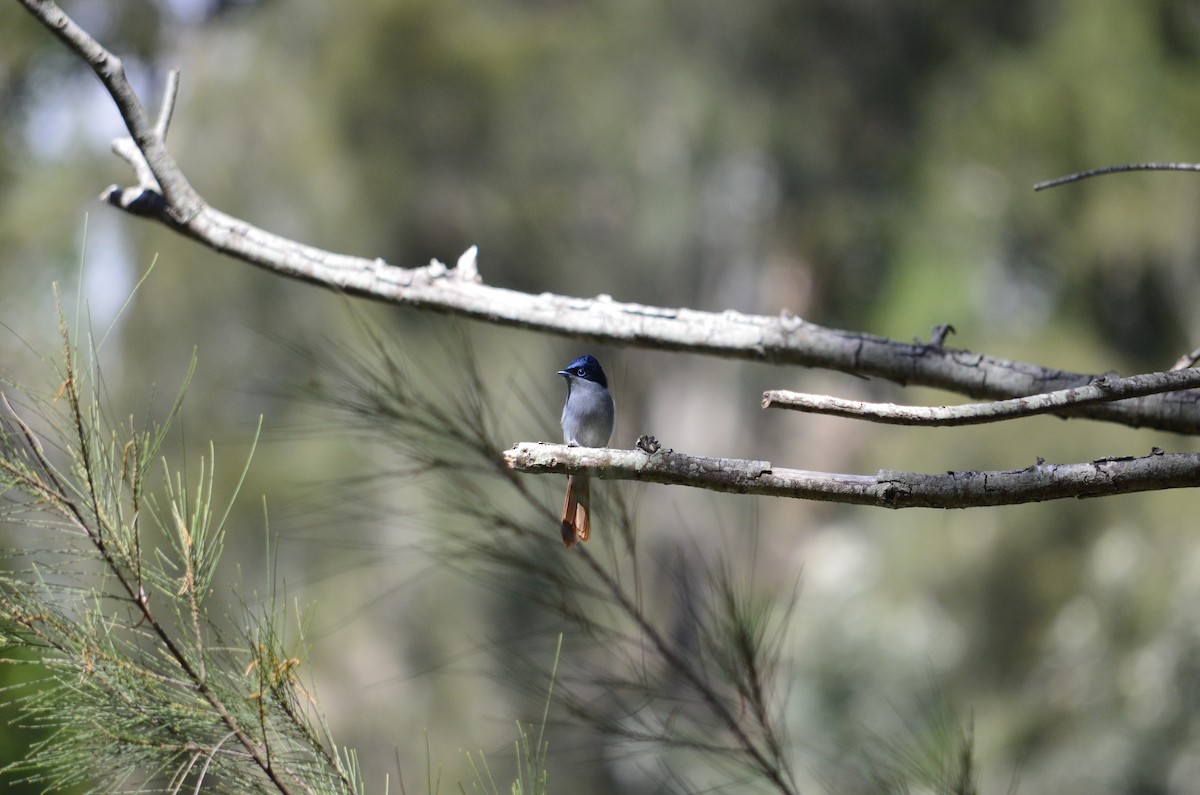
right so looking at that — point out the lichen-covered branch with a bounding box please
[505,442,1200,508]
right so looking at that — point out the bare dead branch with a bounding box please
[154,69,180,140]
[505,442,1200,508]
[105,68,179,211]
[763,368,1200,427]
[1173,347,1200,371]
[17,0,1200,437]
[16,0,204,221]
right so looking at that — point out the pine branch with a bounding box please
[308,324,800,793]
[0,295,358,794]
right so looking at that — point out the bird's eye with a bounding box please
[574,366,586,375]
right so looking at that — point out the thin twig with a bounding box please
[155,69,180,141]
[1034,161,1200,191]
[762,368,1200,426]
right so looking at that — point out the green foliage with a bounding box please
[0,292,361,794]
[308,318,983,794]
[462,635,559,795]
[6,1,1200,791]
[833,692,983,795]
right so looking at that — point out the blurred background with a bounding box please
[3,0,1200,792]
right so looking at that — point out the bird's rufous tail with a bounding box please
[560,475,591,547]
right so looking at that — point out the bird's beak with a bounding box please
[557,370,569,377]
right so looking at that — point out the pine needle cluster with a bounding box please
[309,317,987,794]
[0,289,985,793]
[0,294,362,794]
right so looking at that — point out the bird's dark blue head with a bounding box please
[558,354,608,388]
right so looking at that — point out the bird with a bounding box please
[557,354,615,547]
